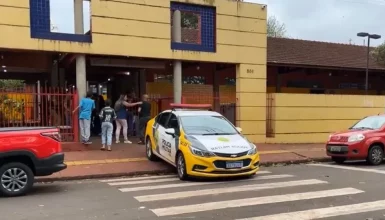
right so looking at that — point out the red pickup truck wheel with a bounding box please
[0,162,34,197]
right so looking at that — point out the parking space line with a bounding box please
[134,179,327,202]
[238,199,385,220]
[308,163,385,174]
[151,188,363,217]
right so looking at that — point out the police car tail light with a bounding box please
[190,147,215,157]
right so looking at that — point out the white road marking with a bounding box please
[119,174,294,192]
[150,188,364,217]
[100,171,271,183]
[99,175,176,183]
[237,200,385,220]
[308,163,385,174]
[108,177,179,186]
[134,179,327,202]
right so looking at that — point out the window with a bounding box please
[30,0,91,42]
[154,74,173,83]
[170,2,216,52]
[158,112,171,127]
[224,77,235,85]
[180,115,238,135]
[350,116,385,130]
[183,76,205,84]
[167,114,180,135]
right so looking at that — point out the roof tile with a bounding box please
[267,37,385,70]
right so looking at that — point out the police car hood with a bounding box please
[186,134,252,154]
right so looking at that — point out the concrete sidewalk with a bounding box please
[37,140,328,182]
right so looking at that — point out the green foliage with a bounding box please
[181,12,199,29]
[371,42,385,64]
[0,80,25,122]
[267,16,287,38]
[0,79,24,90]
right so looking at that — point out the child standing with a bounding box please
[99,99,116,151]
[73,91,95,145]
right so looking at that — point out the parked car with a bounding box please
[0,127,67,197]
[326,115,385,165]
[145,104,260,180]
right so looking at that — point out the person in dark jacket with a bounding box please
[137,94,151,144]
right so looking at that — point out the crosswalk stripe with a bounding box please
[99,175,176,183]
[308,163,385,174]
[150,188,364,217]
[237,200,385,220]
[108,177,178,186]
[119,174,294,192]
[134,179,328,202]
[100,171,272,183]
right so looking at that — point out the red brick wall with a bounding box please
[146,63,236,103]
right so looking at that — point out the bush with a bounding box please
[371,42,385,64]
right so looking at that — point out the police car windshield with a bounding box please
[350,116,385,130]
[180,115,238,135]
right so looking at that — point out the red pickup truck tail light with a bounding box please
[41,131,62,142]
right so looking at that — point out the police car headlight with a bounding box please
[248,144,258,155]
[348,134,365,142]
[190,147,215,157]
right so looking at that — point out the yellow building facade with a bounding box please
[0,0,268,142]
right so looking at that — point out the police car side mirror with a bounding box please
[165,128,175,136]
[236,127,242,133]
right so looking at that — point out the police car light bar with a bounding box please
[170,103,212,110]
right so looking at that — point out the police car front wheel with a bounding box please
[176,152,188,180]
[146,138,159,161]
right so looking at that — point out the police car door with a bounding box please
[164,113,180,163]
[157,112,172,162]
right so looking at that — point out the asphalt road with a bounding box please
[2,161,385,220]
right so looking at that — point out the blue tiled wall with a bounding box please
[171,2,216,53]
[29,0,91,43]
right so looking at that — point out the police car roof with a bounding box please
[161,109,222,117]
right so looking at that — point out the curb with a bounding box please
[260,157,331,167]
[35,157,331,183]
[35,169,175,183]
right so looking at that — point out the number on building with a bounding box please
[247,69,254,74]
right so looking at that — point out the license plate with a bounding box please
[226,161,243,169]
[330,146,341,152]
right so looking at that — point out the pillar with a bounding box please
[172,10,182,104]
[74,0,86,98]
[236,64,267,143]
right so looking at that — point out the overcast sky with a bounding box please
[247,0,385,46]
[50,0,385,46]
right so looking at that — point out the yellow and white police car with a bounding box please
[145,104,260,180]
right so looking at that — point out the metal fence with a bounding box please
[0,86,78,142]
[0,89,236,142]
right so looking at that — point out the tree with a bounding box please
[371,42,385,65]
[267,16,287,38]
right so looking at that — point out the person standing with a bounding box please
[137,94,151,144]
[73,91,95,145]
[114,94,141,144]
[99,99,116,151]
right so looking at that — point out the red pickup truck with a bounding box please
[0,127,67,197]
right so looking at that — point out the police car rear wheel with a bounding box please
[146,138,158,161]
[176,152,188,180]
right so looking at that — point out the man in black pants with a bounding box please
[137,94,151,144]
